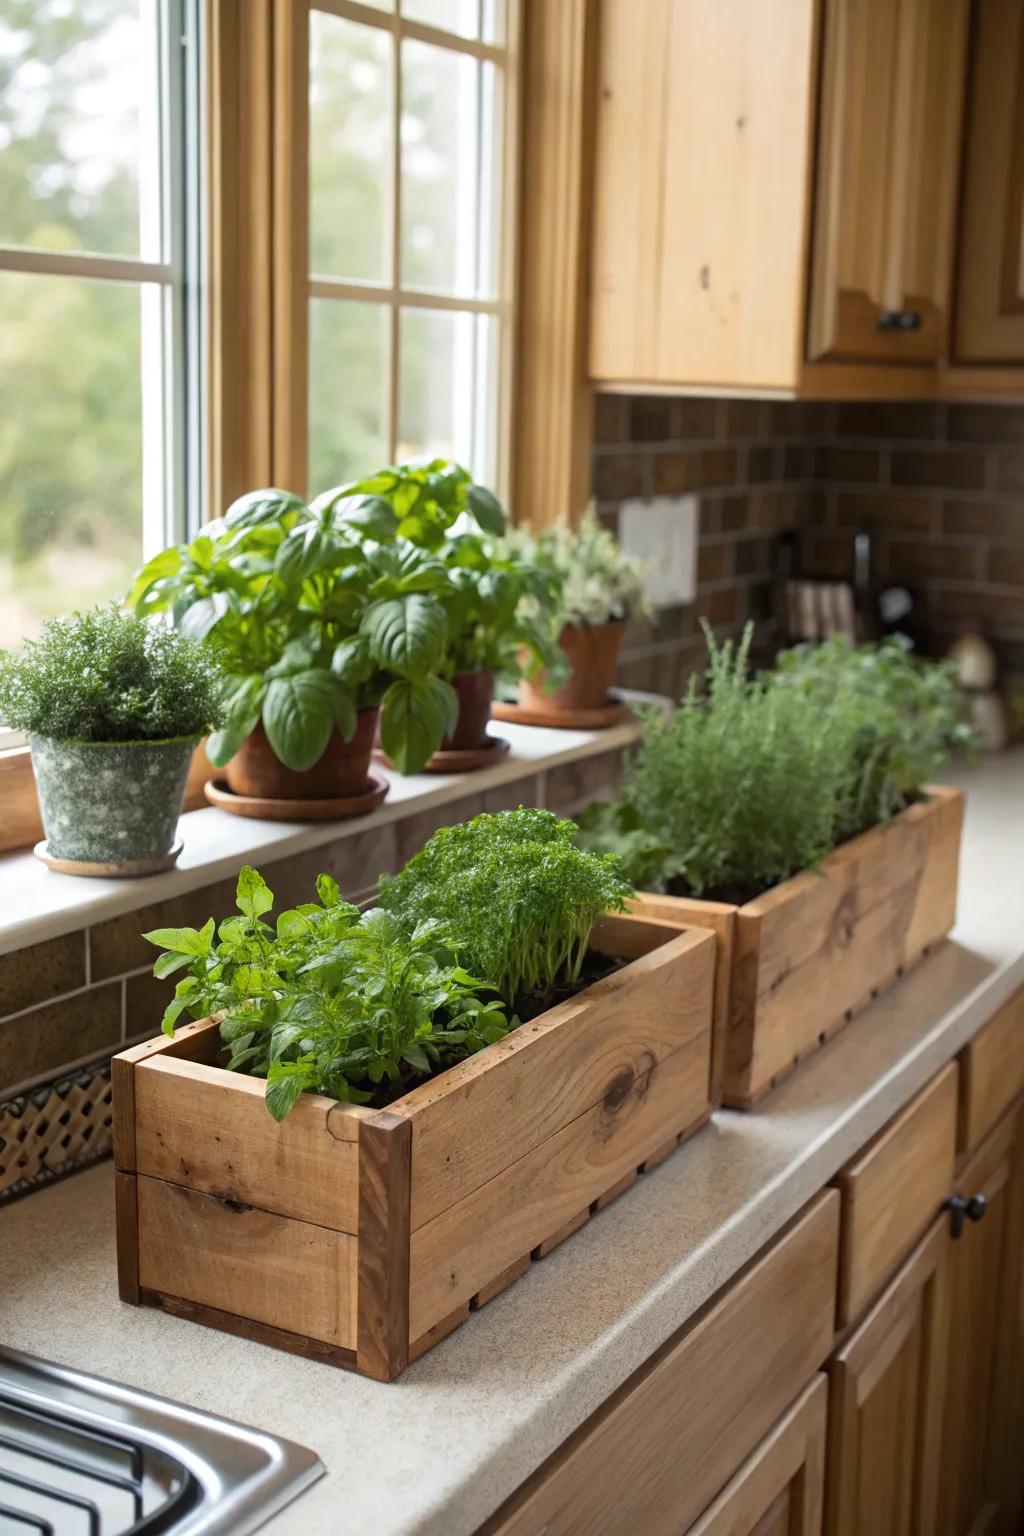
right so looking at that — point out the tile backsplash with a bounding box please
[594,394,1024,693]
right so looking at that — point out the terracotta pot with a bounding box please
[519,621,625,714]
[225,708,378,801]
[441,671,495,751]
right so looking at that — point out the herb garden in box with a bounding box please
[578,627,972,1107]
[113,810,715,1379]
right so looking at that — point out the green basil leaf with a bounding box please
[363,593,446,678]
[378,674,457,774]
[467,482,506,535]
[152,950,194,979]
[262,670,337,770]
[317,873,342,908]
[265,1072,306,1121]
[236,865,274,920]
[342,495,400,542]
[179,592,229,641]
[331,635,374,686]
[143,920,214,956]
[127,546,183,611]
[224,487,307,530]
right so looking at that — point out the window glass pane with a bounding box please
[0,0,160,258]
[0,270,144,646]
[398,307,496,478]
[309,299,389,490]
[400,40,499,297]
[310,12,393,283]
[401,0,505,44]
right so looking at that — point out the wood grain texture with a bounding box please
[357,1111,412,1382]
[959,985,1024,1153]
[408,1302,469,1365]
[953,0,1024,363]
[835,1062,958,1329]
[826,1214,951,1536]
[470,1254,531,1311]
[141,1289,357,1371]
[590,0,817,390]
[133,1055,362,1231]
[937,1107,1023,1536]
[512,0,596,526]
[689,1374,828,1536]
[640,789,963,1109]
[403,920,716,1229]
[807,0,967,366]
[136,1174,357,1348]
[408,1028,712,1338]
[114,1170,140,1304]
[482,1192,839,1536]
[532,1207,590,1259]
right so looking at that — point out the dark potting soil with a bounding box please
[511,949,628,1024]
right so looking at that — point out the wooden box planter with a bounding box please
[113,912,716,1381]
[632,787,964,1111]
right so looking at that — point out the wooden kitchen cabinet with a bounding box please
[954,0,1024,363]
[589,0,819,391]
[825,1214,951,1536]
[689,1375,828,1536]
[937,1106,1024,1536]
[807,0,968,366]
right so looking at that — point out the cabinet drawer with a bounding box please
[960,988,1024,1154]
[835,1062,958,1329]
[688,1374,827,1536]
[483,1192,839,1536]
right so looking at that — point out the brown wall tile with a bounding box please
[89,876,240,980]
[0,932,86,1018]
[0,982,122,1093]
[835,492,937,533]
[885,541,978,583]
[835,401,939,440]
[890,449,986,491]
[947,404,1024,443]
[813,445,882,483]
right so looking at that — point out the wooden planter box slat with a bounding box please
[633,787,964,1110]
[114,911,716,1380]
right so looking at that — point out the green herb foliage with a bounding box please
[145,865,509,1120]
[0,604,226,742]
[773,635,974,837]
[379,808,634,1005]
[341,460,562,680]
[578,626,860,902]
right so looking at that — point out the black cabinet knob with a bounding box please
[945,1192,988,1239]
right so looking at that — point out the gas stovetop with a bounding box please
[0,1346,323,1535]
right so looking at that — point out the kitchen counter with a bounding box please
[2,751,1021,1536]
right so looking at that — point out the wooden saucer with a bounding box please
[377,734,512,775]
[491,693,628,731]
[34,840,184,878]
[204,772,389,821]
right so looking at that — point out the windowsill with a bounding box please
[0,714,645,957]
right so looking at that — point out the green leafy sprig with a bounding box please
[145,865,509,1120]
[379,807,634,1005]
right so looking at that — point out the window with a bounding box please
[0,0,201,648]
[306,0,518,494]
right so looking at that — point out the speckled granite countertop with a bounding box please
[3,752,1022,1536]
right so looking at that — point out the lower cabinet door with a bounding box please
[937,1106,1024,1536]
[688,1374,827,1536]
[826,1213,951,1536]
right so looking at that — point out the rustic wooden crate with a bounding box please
[113,911,716,1381]
[633,787,964,1110]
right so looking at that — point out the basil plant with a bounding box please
[129,474,488,775]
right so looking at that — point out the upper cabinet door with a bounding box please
[954,0,1024,362]
[807,0,969,365]
[589,0,818,390]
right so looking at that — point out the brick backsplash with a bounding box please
[595,393,1024,692]
[803,400,1024,675]
[592,394,817,694]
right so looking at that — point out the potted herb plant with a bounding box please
[129,486,466,810]
[502,507,650,720]
[338,461,561,765]
[114,810,716,1378]
[579,626,971,1108]
[0,606,224,875]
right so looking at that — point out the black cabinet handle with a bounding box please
[877,308,923,332]
[945,1192,988,1240]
